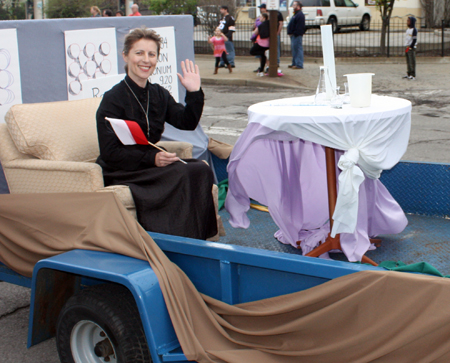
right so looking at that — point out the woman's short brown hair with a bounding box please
[123,27,162,57]
[123,28,162,74]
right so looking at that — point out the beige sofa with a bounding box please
[0,97,223,239]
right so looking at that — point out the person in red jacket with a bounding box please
[129,3,141,16]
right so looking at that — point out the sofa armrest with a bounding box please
[3,159,104,194]
[156,141,193,159]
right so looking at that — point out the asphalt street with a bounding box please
[200,84,450,163]
[198,54,450,163]
[1,56,450,362]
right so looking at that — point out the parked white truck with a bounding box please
[285,0,372,33]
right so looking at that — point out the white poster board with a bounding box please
[150,27,179,102]
[73,27,177,102]
[320,25,337,99]
[80,74,125,99]
[64,28,118,101]
[0,29,22,123]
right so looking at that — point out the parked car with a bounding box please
[286,0,371,33]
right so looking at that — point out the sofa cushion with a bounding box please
[5,98,102,162]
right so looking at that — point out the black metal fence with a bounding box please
[194,16,450,58]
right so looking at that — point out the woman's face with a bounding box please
[123,39,158,87]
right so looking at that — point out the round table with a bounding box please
[225,95,411,263]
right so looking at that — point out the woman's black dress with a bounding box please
[96,76,217,240]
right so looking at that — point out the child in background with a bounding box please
[403,16,418,80]
[208,28,232,74]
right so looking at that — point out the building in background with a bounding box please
[364,0,422,24]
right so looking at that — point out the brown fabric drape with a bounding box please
[1,193,450,363]
[208,138,233,159]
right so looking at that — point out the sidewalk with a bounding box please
[196,54,317,90]
[195,54,450,92]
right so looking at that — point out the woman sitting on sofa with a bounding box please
[96,27,217,240]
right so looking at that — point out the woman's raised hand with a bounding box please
[177,59,201,92]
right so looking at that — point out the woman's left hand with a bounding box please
[177,59,201,92]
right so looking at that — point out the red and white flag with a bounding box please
[105,117,148,145]
[106,117,187,164]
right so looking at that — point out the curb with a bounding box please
[201,77,304,89]
[196,54,450,65]
[333,56,450,64]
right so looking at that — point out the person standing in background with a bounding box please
[258,4,284,75]
[90,6,101,17]
[103,9,113,16]
[218,5,236,68]
[250,13,270,77]
[276,7,284,74]
[287,1,305,70]
[251,5,264,72]
[129,3,142,16]
[403,16,418,80]
[116,10,124,16]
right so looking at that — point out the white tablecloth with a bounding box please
[247,95,411,236]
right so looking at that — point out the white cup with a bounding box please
[344,73,374,108]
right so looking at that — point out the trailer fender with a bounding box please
[28,249,180,362]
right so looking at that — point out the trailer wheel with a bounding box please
[56,283,152,363]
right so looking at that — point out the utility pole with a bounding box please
[34,0,44,19]
[266,0,280,77]
[268,10,278,77]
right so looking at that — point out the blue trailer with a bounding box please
[0,234,382,363]
[0,158,449,363]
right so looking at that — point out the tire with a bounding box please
[56,283,152,363]
[327,17,338,33]
[360,15,370,31]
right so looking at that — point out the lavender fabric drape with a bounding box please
[226,122,408,262]
[244,95,411,237]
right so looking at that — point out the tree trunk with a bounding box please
[445,0,450,25]
[420,0,435,28]
[378,0,395,56]
[380,18,388,55]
